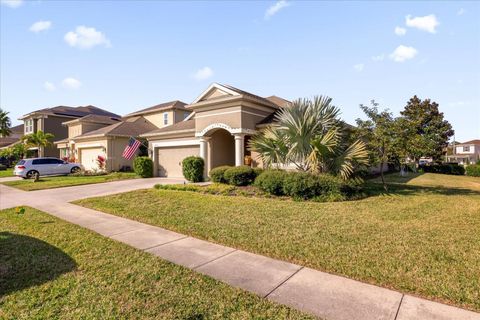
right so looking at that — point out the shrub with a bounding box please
[252,167,264,178]
[0,164,6,171]
[283,172,321,199]
[182,156,204,182]
[422,163,465,175]
[224,166,255,186]
[133,156,153,178]
[209,165,232,183]
[254,170,288,195]
[466,164,480,177]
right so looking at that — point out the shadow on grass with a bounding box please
[364,182,480,197]
[0,232,76,297]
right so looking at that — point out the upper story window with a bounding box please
[25,119,34,133]
[163,112,168,125]
[463,146,470,152]
[183,112,190,120]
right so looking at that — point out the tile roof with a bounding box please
[220,84,281,108]
[265,95,291,108]
[63,114,121,125]
[0,137,20,148]
[21,105,120,119]
[124,100,188,118]
[10,124,24,134]
[459,139,480,145]
[141,119,195,137]
[74,116,157,140]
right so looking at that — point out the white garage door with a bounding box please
[157,146,200,177]
[80,148,103,171]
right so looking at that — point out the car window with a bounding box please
[51,159,64,164]
[17,160,25,165]
[32,159,48,165]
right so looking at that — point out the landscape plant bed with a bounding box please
[75,173,480,312]
[0,207,312,319]
[1,172,138,191]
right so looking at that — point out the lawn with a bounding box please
[0,207,312,319]
[1,172,138,191]
[75,173,480,312]
[0,168,13,178]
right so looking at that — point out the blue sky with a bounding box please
[1,0,479,141]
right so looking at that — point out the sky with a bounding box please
[1,0,479,142]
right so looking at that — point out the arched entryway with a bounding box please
[208,129,235,169]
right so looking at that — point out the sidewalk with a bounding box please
[1,182,479,320]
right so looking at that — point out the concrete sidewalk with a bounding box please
[0,181,478,320]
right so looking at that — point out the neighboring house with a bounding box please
[446,140,480,164]
[141,83,289,178]
[56,100,190,172]
[19,105,120,157]
[0,124,24,149]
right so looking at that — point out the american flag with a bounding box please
[122,137,142,160]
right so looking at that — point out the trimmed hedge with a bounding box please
[422,164,465,175]
[133,156,153,178]
[254,170,287,195]
[224,166,255,186]
[465,164,480,177]
[182,156,204,182]
[252,167,264,178]
[209,166,232,183]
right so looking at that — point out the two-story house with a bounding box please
[447,139,480,164]
[55,100,190,171]
[19,105,120,158]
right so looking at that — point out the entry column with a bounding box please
[234,134,245,167]
[199,137,209,177]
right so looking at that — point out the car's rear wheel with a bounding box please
[26,170,39,179]
[70,166,81,174]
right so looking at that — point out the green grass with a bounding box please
[0,207,312,319]
[0,168,13,178]
[75,173,480,312]
[1,172,138,191]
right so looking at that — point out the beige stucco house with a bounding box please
[446,140,480,164]
[55,100,190,171]
[141,83,289,178]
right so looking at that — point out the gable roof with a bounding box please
[141,119,195,137]
[73,116,157,140]
[124,100,188,118]
[265,95,291,108]
[19,105,120,120]
[10,124,24,134]
[62,114,121,126]
[458,139,480,145]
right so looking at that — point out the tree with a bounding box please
[356,100,396,190]
[400,96,454,162]
[21,130,55,156]
[249,96,369,180]
[0,108,12,137]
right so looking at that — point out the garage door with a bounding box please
[157,146,199,177]
[80,148,103,171]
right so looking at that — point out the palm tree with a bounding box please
[0,108,12,137]
[249,96,368,180]
[22,130,55,156]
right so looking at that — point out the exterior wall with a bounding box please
[144,111,174,128]
[106,137,137,171]
[195,106,243,132]
[455,145,478,155]
[75,139,108,171]
[68,123,83,138]
[209,129,235,169]
[175,109,191,122]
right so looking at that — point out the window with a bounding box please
[183,112,190,120]
[25,119,33,133]
[32,159,48,165]
[463,146,470,152]
[163,112,168,125]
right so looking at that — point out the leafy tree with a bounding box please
[356,100,396,190]
[249,96,368,180]
[400,96,454,162]
[0,108,12,137]
[21,130,55,156]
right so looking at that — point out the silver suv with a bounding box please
[14,157,83,179]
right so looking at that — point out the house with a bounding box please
[141,83,289,178]
[446,140,480,164]
[18,105,120,157]
[56,100,190,171]
[0,124,24,149]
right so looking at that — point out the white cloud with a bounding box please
[371,54,385,62]
[394,26,406,36]
[1,0,23,8]
[43,81,56,92]
[192,67,213,81]
[389,45,418,62]
[64,26,111,49]
[29,21,52,33]
[353,64,364,72]
[61,77,82,89]
[457,8,465,16]
[405,14,439,33]
[265,0,290,20]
